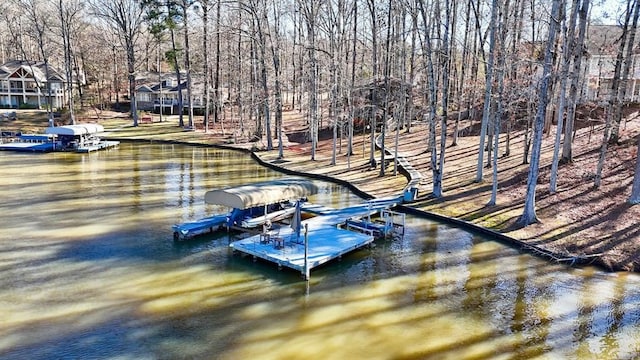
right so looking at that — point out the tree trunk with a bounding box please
[561,0,590,163]
[629,136,640,204]
[127,41,138,126]
[367,0,378,168]
[170,27,184,127]
[490,0,509,206]
[379,0,393,177]
[595,0,634,188]
[518,0,561,227]
[453,0,472,147]
[182,2,194,129]
[418,0,442,197]
[476,0,498,182]
[213,0,221,129]
[550,0,575,194]
[611,0,640,143]
[300,0,319,160]
[347,0,357,169]
[202,0,210,132]
[58,0,76,124]
[267,1,284,158]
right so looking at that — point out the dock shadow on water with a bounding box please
[0,143,639,359]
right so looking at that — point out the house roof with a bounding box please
[135,76,206,95]
[0,60,65,82]
[136,84,154,93]
[586,25,640,55]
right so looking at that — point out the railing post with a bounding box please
[304,224,309,281]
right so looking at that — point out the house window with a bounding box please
[10,81,22,91]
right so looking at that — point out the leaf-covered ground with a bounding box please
[258,106,640,272]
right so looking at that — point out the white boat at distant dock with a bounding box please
[45,123,119,152]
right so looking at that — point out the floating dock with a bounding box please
[46,124,119,153]
[231,224,374,277]
[231,197,404,279]
[76,140,120,153]
[172,179,406,279]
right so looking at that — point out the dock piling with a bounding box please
[304,224,309,281]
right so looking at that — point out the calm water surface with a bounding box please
[0,143,639,360]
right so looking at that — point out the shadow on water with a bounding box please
[1,143,640,359]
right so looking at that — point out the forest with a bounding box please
[0,0,639,236]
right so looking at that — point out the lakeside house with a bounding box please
[135,71,211,115]
[0,60,66,109]
[584,25,640,102]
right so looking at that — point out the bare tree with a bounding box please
[90,0,145,126]
[477,0,499,183]
[611,0,640,144]
[518,0,562,226]
[179,0,194,129]
[267,0,285,158]
[9,0,55,121]
[417,0,445,197]
[299,0,321,160]
[490,0,510,206]
[347,0,357,169]
[595,0,638,188]
[630,136,640,204]
[550,0,577,194]
[561,0,590,163]
[366,0,379,168]
[57,0,84,125]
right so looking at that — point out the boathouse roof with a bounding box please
[204,178,318,209]
[45,124,104,136]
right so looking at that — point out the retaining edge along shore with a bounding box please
[102,132,610,272]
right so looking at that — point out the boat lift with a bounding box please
[172,178,319,241]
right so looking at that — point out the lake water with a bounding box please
[1,143,639,359]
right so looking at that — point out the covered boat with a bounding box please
[45,123,105,136]
[204,178,319,209]
[173,178,318,241]
[45,124,118,152]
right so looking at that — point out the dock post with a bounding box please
[304,224,309,281]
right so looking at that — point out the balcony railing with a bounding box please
[153,99,178,105]
[0,88,64,95]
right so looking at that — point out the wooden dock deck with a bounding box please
[230,197,404,279]
[76,140,120,153]
[230,223,374,275]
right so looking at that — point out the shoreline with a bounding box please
[6,110,636,273]
[105,132,611,272]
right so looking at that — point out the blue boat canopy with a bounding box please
[204,178,318,209]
